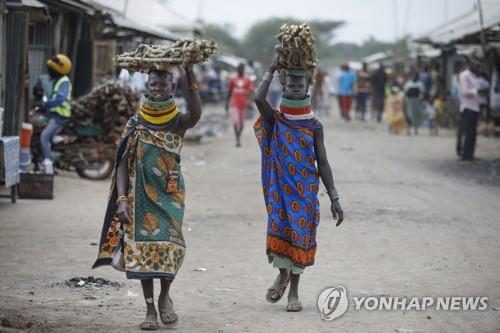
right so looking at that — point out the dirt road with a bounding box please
[1,105,499,332]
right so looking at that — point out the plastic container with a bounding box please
[19,147,31,172]
[20,122,33,148]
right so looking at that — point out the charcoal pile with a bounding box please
[114,38,218,72]
[72,81,140,137]
[64,276,123,289]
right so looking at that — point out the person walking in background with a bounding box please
[423,99,438,136]
[477,71,490,122]
[370,63,387,122]
[323,72,335,116]
[198,65,212,103]
[404,72,425,135]
[226,63,255,147]
[419,64,432,100]
[384,87,406,134]
[338,63,356,121]
[356,63,370,121]
[429,62,440,101]
[451,62,466,155]
[119,68,148,93]
[489,52,500,131]
[311,70,326,117]
[458,58,482,161]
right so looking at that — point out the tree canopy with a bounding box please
[202,23,242,55]
[201,19,409,68]
[241,17,344,64]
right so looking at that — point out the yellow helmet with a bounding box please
[47,54,72,75]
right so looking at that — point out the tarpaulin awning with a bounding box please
[362,51,393,64]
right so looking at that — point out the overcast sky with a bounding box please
[102,0,477,43]
[168,0,475,43]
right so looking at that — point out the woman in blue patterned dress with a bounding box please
[254,55,344,312]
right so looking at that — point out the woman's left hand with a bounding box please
[331,199,344,226]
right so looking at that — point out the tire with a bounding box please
[76,156,114,180]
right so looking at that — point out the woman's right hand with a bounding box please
[117,200,132,224]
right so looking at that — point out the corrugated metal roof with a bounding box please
[21,0,46,8]
[81,0,179,41]
[110,14,179,41]
[7,0,50,21]
[90,0,202,36]
[7,0,47,8]
[414,1,500,45]
[53,0,96,14]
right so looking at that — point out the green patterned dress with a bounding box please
[93,115,186,280]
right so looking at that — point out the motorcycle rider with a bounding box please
[40,54,73,173]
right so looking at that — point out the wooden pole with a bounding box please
[476,0,488,71]
[0,0,5,110]
[70,13,83,83]
[393,0,399,41]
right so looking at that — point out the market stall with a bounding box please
[0,136,20,203]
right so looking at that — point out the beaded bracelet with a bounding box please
[116,195,128,204]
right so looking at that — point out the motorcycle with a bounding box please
[29,107,116,180]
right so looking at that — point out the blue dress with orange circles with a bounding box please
[254,113,323,270]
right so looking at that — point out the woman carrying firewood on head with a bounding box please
[254,23,344,312]
[93,40,217,330]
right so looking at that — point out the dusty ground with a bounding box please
[1,104,500,333]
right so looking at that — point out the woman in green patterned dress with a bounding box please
[93,67,201,330]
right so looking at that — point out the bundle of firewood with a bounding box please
[72,81,140,137]
[114,38,218,72]
[275,23,318,85]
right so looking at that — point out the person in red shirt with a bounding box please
[226,63,255,147]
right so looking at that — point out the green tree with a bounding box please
[328,36,409,66]
[202,23,242,55]
[241,17,344,65]
[201,19,408,69]
[310,20,344,59]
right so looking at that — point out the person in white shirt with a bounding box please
[458,58,483,160]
